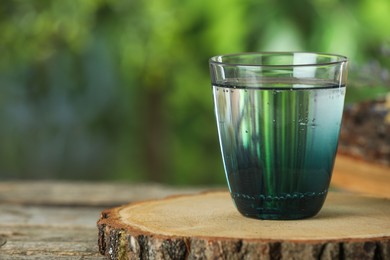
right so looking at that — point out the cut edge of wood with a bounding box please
[97,225,390,260]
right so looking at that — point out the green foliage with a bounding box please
[0,0,388,184]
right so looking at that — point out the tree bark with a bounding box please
[339,97,390,167]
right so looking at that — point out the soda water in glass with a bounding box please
[209,52,348,220]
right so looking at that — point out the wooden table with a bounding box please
[0,181,205,259]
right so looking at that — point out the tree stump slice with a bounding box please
[97,192,390,260]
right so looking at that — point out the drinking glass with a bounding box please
[209,52,348,220]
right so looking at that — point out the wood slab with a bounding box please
[98,192,390,259]
[332,154,390,198]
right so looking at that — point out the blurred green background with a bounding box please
[0,0,389,184]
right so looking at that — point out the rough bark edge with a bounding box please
[97,222,390,260]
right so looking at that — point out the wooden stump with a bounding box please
[97,192,390,260]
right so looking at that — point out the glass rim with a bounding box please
[209,52,348,67]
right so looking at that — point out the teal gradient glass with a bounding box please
[210,52,348,220]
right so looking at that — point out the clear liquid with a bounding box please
[213,81,345,220]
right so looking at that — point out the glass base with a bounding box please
[231,191,327,220]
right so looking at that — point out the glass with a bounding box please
[209,52,348,220]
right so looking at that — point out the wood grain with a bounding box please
[0,181,207,259]
[0,181,205,206]
[98,191,390,259]
[0,205,106,259]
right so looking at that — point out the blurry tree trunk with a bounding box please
[339,97,390,166]
[142,87,168,182]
